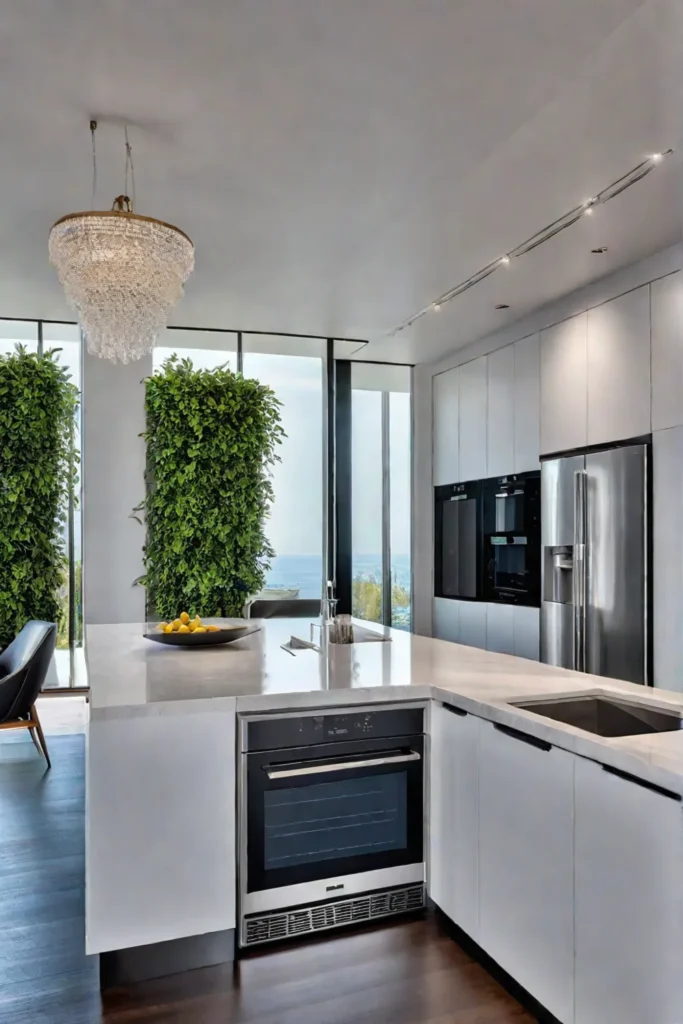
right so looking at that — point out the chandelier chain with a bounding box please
[124,125,136,212]
[90,120,97,210]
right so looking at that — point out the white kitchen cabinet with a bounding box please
[651,271,683,431]
[587,286,651,445]
[540,313,587,455]
[512,606,540,661]
[653,427,683,691]
[433,597,460,643]
[479,721,574,1024]
[86,706,237,954]
[433,366,460,485]
[486,603,514,654]
[487,345,515,477]
[514,333,540,472]
[458,356,488,481]
[458,601,487,650]
[429,704,479,939]
[575,756,683,1024]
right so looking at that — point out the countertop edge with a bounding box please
[89,680,683,795]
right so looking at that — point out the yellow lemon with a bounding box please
[172,619,182,631]
[206,625,220,632]
[178,624,191,634]
[158,622,168,631]
[163,624,174,634]
[188,620,198,632]
[180,611,190,625]
[193,615,203,626]
[194,626,207,633]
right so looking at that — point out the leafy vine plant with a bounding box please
[0,345,79,649]
[137,355,285,620]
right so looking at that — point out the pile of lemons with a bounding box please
[158,612,220,635]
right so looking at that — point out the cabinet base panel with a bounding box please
[433,905,562,1024]
[99,928,235,990]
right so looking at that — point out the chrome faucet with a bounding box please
[321,579,338,624]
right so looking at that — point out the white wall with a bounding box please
[414,243,683,684]
[83,352,150,624]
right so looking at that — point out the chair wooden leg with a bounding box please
[29,705,51,770]
[28,725,42,755]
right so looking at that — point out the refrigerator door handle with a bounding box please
[573,470,587,671]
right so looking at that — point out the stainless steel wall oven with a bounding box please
[238,704,426,947]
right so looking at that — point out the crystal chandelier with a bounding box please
[49,125,194,363]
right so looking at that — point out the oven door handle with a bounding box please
[265,750,421,779]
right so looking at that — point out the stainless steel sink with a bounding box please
[281,623,391,655]
[509,694,683,737]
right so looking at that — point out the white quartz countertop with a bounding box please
[86,618,683,793]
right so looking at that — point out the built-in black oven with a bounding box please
[482,471,540,606]
[434,479,483,600]
[239,705,425,947]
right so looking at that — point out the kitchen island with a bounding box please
[86,619,683,1024]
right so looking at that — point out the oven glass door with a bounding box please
[440,496,479,598]
[246,736,424,894]
[494,490,525,533]
[490,537,528,594]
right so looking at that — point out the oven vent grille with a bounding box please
[243,884,425,947]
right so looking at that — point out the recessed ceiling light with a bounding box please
[591,246,608,254]
[495,303,510,310]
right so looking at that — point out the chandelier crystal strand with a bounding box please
[49,208,194,363]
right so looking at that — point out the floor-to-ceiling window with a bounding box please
[350,363,412,630]
[243,337,324,601]
[154,331,325,606]
[0,320,85,688]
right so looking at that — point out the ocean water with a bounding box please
[265,553,411,599]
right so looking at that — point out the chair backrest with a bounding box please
[0,621,57,723]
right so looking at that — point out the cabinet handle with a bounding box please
[494,723,551,751]
[601,765,681,802]
[442,703,467,717]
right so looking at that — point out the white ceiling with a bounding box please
[0,0,681,363]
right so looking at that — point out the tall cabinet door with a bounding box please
[587,286,651,445]
[458,601,487,650]
[478,722,575,1024]
[433,597,460,643]
[486,603,514,654]
[433,367,460,485]
[651,271,683,431]
[514,333,540,472]
[429,704,479,940]
[459,357,488,481]
[540,313,587,455]
[575,757,683,1024]
[653,426,683,690]
[487,345,514,477]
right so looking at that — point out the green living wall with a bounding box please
[0,347,79,649]
[141,355,284,619]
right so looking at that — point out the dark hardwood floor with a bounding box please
[0,733,535,1024]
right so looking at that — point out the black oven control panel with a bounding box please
[245,706,424,752]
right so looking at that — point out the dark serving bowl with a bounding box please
[144,624,259,647]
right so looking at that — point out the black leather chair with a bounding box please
[0,621,57,769]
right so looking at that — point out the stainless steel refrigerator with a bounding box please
[540,443,650,685]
